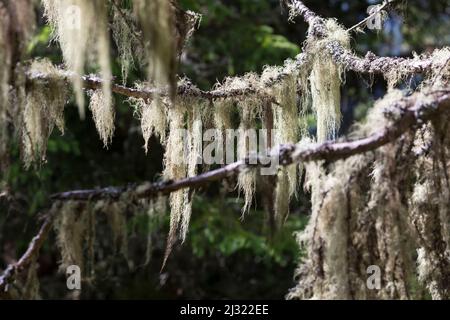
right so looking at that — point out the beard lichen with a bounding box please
[129,91,168,154]
[306,19,350,142]
[54,201,89,272]
[273,73,300,224]
[409,123,450,299]
[111,6,142,84]
[88,90,115,148]
[0,2,11,173]
[22,260,41,300]
[133,0,176,99]
[21,59,68,168]
[105,201,129,258]
[42,0,111,119]
[237,91,261,217]
[162,98,189,265]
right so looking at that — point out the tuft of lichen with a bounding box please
[272,72,300,223]
[88,90,115,148]
[236,91,261,217]
[133,0,176,99]
[21,59,68,168]
[0,3,11,173]
[162,98,189,266]
[42,0,111,119]
[128,89,167,153]
[22,260,41,300]
[54,201,89,272]
[306,19,350,142]
[106,201,129,258]
[111,6,142,84]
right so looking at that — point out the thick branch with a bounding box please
[27,53,307,103]
[326,41,433,75]
[285,0,436,76]
[51,89,450,202]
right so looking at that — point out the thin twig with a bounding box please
[347,0,397,33]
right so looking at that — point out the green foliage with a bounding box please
[189,198,306,266]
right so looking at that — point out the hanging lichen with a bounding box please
[0,3,11,173]
[213,98,234,144]
[111,5,141,84]
[105,201,129,258]
[88,90,115,147]
[128,87,167,153]
[273,72,300,224]
[410,123,450,299]
[133,0,176,99]
[1,0,36,173]
[42,0,111,119]
[144,197,167,265]
[54,201,89,272]
[238,94,261,216]
[21,60,68,168]
[22,260,41,300]
[306,19,350,142]
[162,98,189,266]
[182,102,204,240]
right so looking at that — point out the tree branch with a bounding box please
[285,0,436,76]
[50,89,450,202]
[26,53,307,103]
[26,0,439,104]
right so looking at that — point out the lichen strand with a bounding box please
[22,260,41,300]
[111,6,142,83]
[133,0,176,98]
[129,90,167,153]
[272,72,300,223]
[88,90,115,148]
[145,197,167,265]
[54,201,89,272]
[0,3,11,172]
[307,19,350,142]
[106,201,129,258]
[42,0,111,119]
[162,98,190,266]
[21,60,68,168]
[410,123,450,299]
[1,0,37,172]
[237,92,261,217]
[182,102,204,240]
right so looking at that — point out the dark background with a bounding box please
[1,0,449,299]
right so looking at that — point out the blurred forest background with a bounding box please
[1,0,449,299]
